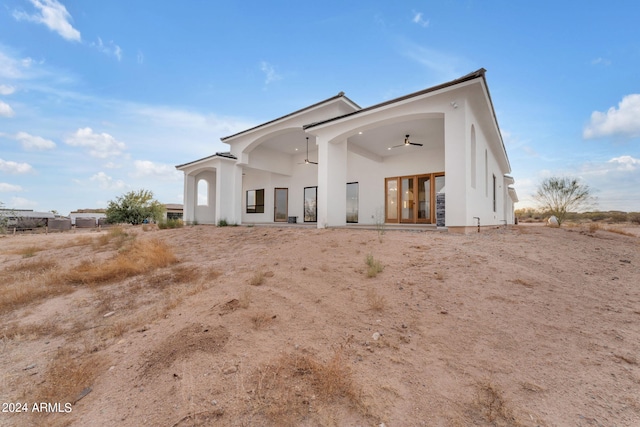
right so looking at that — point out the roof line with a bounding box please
[304,69,487,130]
[221,92,361,141]
[175,151,237,169]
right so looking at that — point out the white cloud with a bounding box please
[0,85,16,95]
[15,131,56,150]
[132,160,181,180]
[412,11,430,27]
[92,38,122,61]
[583,94,640,139]
[608,155,640,171]
[0,100,15,117]
[0,158,33,174]
[9,196,38,209]
[260,61,282,85]
[13,0,81,42]
[65,127,126,158]
[0,183,23,192]
[133,105,254,136]
[89,172,126,190]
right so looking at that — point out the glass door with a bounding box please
[400,177,415,223]
[274,188,288,222]
[303,186,317,222]
[346,182,358,223]
[385,178,398,222]
[417,175,431,222]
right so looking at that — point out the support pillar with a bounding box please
[317,137,347,228]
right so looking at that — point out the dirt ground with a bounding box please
[1,223,639,426]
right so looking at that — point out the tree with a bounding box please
[105,190,165,225]
[534,177,593,226]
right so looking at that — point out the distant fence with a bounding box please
[1,217,113,234]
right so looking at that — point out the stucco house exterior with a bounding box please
[176,69,518,231]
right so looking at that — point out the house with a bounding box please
[164,204,184,220]
[176,69,518,231]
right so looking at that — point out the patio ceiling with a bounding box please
[258,117,444,158]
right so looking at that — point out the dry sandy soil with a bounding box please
[0,223,639,426]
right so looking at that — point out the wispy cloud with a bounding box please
[89,171,126,190]
[0,183,23,192]
[15,132,57,150]
[0,158,33,174]
[9,196,38,209]
[400,39,473,81]
[131,160,181,180]
[92,37,122,61]
[0,85,16,95]
[137,51,144,65]
[13,0,81,42]
[591,57,611,66]
[260,61,282,85]
[583,94,640,139]
[412,11,430,28]
[65,127,126,158]
[0,100,15,117]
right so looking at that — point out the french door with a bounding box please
[385,173,444,224]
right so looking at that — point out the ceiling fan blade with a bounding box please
[409,142,423,147]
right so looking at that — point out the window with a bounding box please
[492,174,497,212]
[246,189,265,213]
[346,182,358,223]
[197,179,208,206]
[470,125,476,189]
[304,186,317,222]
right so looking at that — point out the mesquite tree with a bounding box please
[534,177,593,226]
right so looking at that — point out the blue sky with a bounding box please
[1,0,639,215]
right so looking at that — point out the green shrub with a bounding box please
[158,219,184,229]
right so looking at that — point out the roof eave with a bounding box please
[221,92,360,142]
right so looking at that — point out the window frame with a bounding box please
[246,189,265,214]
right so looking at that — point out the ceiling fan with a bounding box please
[298,137,318,165]
[388,134,423,150]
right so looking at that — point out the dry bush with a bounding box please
[19,245,40,258]
[250,311,276,329]
[64,238,178,285]
[252,347,368,425]
[588,222,601,233]
[57,235,94,249]
[474,381,520,426]
[605,227,636,237]
[249,271,265,286]
[0,259,72,314]
[365,254,384,278]
[238,288,252,309]
[93,226,131,250]
[0,320,64,341]
[35,348,105,405]
[366,288,386,311]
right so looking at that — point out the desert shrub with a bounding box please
[158,219,184,229]
[64,238,178,285]
[217,218,228,227]
[366,289,386,311]
[630,213,640,224]
[365,254,384,278]
[608,212,628,223]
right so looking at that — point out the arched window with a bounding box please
[470,125,477,189]
[197,179,208,206]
